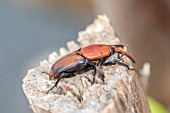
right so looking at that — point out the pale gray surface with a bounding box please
[0,1,93,113]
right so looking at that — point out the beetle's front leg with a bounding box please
[118,53,124,59]
[103,61,135,70]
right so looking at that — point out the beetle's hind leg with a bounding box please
[47,78,61,93]
[47,72,74,93]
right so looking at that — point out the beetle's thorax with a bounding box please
[81,44,111,60]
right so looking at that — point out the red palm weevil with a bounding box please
[43,44,135,93]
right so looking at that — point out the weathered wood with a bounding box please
[22,15,150,113]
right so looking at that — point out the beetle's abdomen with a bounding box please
[81,44,110,60]
[52,54,85,74]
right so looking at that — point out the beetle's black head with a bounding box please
[49,69,59,80]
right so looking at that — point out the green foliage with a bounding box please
[148,96,169,113]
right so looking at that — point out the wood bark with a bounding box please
[22,15,150,113]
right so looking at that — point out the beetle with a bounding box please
[43,44,135,93]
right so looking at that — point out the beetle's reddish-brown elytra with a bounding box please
[43,44,135,93]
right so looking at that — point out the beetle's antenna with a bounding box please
[42,71,50,76]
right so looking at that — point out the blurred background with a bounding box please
[0,0,170,113]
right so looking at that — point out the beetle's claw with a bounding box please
[46,88,53,94]
[46,90,50,94]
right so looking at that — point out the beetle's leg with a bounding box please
[92,67,97,84]
[47,77,61,93]
[103,61,135,70]
[115,62,132,70]
[85,67,97,84]
[47,72,74,93]
[117,53,128,63]
[84,59,89,66]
